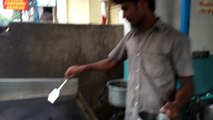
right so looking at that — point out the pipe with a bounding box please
[34,0,39,24]
[181,0,191,35]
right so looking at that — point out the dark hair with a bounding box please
[111,0,155,11]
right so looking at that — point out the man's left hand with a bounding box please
[160,102,180,120]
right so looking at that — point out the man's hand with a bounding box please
[160,77,193,120]
[64,65,86,79]
[160,102,180,120]
[64,58,119,79]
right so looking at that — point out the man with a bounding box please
[65,0,194,120]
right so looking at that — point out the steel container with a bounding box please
[106,79,127,108]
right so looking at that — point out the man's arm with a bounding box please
[64,58,119,79]
[160,76,194,120]
[173,76,194,109]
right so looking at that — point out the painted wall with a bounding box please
[171,0,213,54]
[155,0,174,25]
[193,56,213,94]
[171,0,213,94]
[67,0,90,24]
[189,0,213,94]
[190,0,213,54]
[57,0,93,24]
[57,0,67,24]
[90,0,102,24]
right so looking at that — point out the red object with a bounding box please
[3,0,28,10]
[102,16,107,25]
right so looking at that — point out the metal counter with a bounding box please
[0,78,97,120]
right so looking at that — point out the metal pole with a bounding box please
[34,0,39,24]
[181,0,191,35]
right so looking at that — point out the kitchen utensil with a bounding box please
[48,79,69,104]
[139,111,170,120]
[106,79,127,108]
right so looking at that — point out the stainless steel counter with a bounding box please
[0,78,98,120]
[0,78,78,101]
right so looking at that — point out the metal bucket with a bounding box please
[203,104,213,120]
[138,111,170,120]
[106,79,127,108]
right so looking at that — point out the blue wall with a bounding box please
[193,55,213,94]
[124,60,129,80]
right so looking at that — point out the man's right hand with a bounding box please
[64,58,118,79]
[64,65,86,79]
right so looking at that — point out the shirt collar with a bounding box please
[132,18,164,33]
[152,18,164,31]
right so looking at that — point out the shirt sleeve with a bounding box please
[172,35,194,77]
[108,31,134,62]
[108,37,127,62]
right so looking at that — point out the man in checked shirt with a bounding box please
[65,0,194,120]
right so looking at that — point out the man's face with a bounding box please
[121,1,145,27]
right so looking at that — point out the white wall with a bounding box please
[119,10,130,35]
[37,0,56,7]
[57,0,98,24]
[57,0,67,23]
[155,0,174,25]
[67,0,90,24]
[170,0,181,30]
[190,0,213,54]
[158,0,213,54]
[90,0,101,24]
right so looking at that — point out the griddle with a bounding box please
[0,96,86,120]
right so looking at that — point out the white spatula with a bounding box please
[48,79,69,104]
